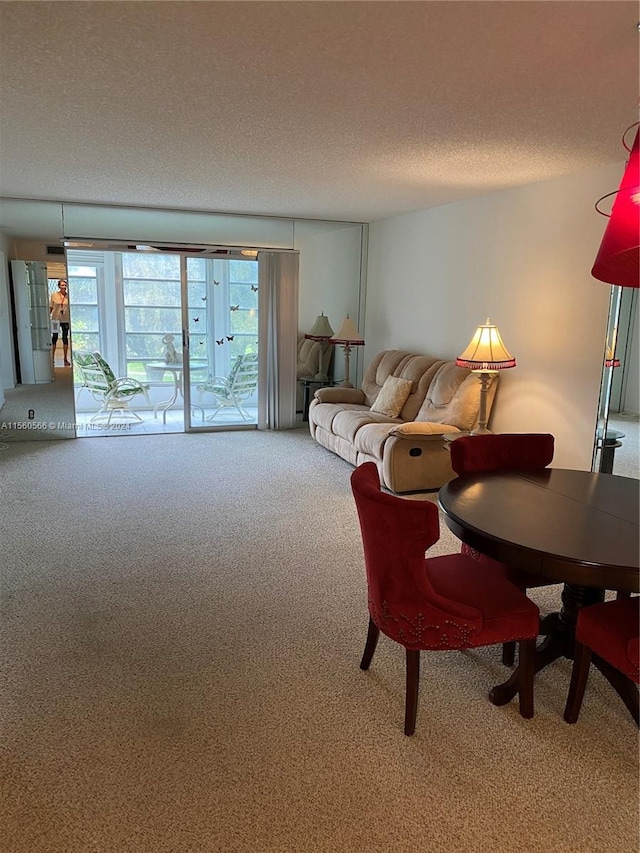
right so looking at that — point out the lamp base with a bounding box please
[314,372,328,381]
[339,379,354,388]
[470,426,493,435]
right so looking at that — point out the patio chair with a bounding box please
[74,350,150,427]
[197,352,259,421]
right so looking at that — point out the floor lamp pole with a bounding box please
[340,343,353,387]
[471,372,493,434]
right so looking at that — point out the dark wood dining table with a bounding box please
[438,468,639,719]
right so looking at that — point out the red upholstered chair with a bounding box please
[449,433,556,666]
[350,462,539,736]
[564,597,640,725]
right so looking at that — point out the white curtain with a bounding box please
[257,252,299,430]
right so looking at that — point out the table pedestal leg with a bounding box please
[489,583,605,708]
[154,374,180,424]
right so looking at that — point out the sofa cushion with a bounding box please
[354,422,399,457]
[370,376,413,417]
[415,363,479,430]
[313,386,365,405]
[332,409,400,443]
[311,402,371,433]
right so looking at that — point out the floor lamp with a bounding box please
[331,315,364,388]
[456,318,516,434]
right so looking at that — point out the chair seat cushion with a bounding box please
[576,597,640,682]
[425,554,540,647]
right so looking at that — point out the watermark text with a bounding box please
[1,421,132,432]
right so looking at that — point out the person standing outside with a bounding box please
[50,278,71,366]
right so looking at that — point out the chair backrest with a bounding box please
[350,462,481,647]
[229,353,259,398]
[74,351,116,395]
[450,433,554,476]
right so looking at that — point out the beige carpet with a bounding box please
[0,366,75,440]
[0,428,637,853]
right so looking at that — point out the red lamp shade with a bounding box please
[591,127,640,289]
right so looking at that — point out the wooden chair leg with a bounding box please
[564,640,592,723]
[359,617,379,670]
[517,638,535,719]
[502,641,516,666]
[590,653,640,726]
[404,649,420,736]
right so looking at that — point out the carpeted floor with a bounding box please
[610,413,640,479]
[0,428,637,853]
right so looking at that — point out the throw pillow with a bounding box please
[370,376,413,418]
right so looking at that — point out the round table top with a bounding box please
[438,468,639,593]
[146,362,207,372]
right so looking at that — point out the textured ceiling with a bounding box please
[0,1,638,226]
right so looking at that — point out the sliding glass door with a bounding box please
[184,256,259,430]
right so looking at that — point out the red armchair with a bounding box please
[350,462,539,735]
[449,433,556,665]
[564,596,639,725]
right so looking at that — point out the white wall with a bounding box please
[366,163,624,471]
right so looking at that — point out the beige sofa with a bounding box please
[308,349,498,492]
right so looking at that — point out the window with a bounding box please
[121,253,181,381]
[65,265,101,352]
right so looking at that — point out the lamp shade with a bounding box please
[331,315,364,344]
[591,126,640,289]
[456,318,516,370]
[306,312,334,339]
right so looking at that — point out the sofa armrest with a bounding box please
[314,387,366,405]
[389,422,461,438]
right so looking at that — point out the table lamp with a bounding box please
[331,315,364,388]
[604,345,621,368]
[305,312,334,380]
[456,318,516,434]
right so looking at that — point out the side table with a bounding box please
[598,429,625,475]
[300,378,334,422]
